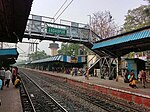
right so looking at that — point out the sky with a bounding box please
[16,0,147,61]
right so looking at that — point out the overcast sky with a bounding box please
[16,0,147,61]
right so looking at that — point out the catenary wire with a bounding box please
[54,0,74,22]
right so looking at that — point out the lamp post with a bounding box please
[0,42,3,49]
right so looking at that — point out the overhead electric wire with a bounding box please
[53,0,68,19]
[54,0,74,22]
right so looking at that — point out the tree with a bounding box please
[123,5,150,32]
[58,43,85,56]
[28,50,48,61]
[57,43,68,55]
[90,11,119,39]
[123,3,150,58]
[144,0,150,4]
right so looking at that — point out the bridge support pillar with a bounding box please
[116,57,121,82]
[99,57,118,80]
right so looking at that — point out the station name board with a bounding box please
[47,27,67,35]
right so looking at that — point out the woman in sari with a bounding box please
[129,70,137,88]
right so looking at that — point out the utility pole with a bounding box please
[88,15,92,42]
[0,42,3,49]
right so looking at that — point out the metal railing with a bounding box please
[24,14,102,44]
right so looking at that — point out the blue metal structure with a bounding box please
[92,29,150,49]
[31,55,86,64]
[0,48,18,57]
[0,48,19,66]
[92,26,150,57]
[126,58,145,79]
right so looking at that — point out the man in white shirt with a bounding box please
[5,67,12,88]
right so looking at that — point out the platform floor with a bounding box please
[36,69,150,108]
[38,70,150,96]
[0,81,22,112]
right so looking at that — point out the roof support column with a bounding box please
[116,57,121,82]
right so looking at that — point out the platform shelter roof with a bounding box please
[92,26,150,57]
[0,0,33,43]
[0,48,18,58]
[31,55,86,64]
[0,48,19,66]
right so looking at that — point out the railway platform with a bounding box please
[0,81,22,112]
[0,68,149,112]
[30,69,150,108]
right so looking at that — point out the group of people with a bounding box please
[123,69,147,88]
[0,66,21,90]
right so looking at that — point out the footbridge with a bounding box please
[24,15,111,57]
[24,15,100,43]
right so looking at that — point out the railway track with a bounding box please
[20,72,68,112]
[48,77,146,112]
[20,69,150,112]
[20,80,36,112]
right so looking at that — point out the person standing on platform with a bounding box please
[0,67,5,90]
[85,67,89,80]
[138,71,142,82]
[5,67,12,88]
[12,67,17,85]
[124,69,129,83]
[71,67,75,76]
[129,70,137,88]
[52,67,55,73]
[141,70,146,88]
[74,67,78,76]
[0,78,2,89]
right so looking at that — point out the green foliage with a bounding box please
[123,5,150,32]
[58,43,83,56]
[28,50,48,61]
[125,52,135,58]
[144,0,150,4]
[123,3,150,57]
